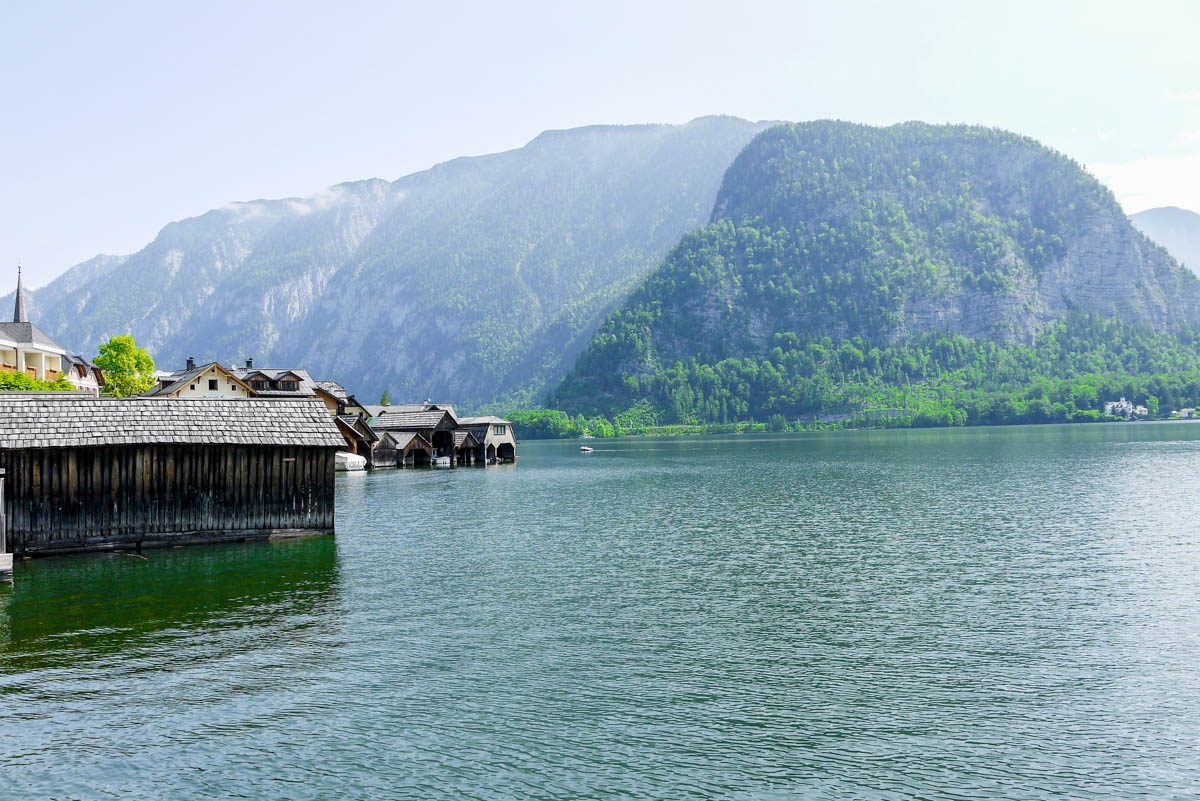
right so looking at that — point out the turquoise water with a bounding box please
[3,423,1200,799]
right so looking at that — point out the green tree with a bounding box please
[380,389,392,406]
[94,334,157,397]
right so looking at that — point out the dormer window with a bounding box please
[252,380,268,390]
[279,380,299,391]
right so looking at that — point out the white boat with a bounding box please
[433,455,453,468]
[335,451,367,472]
[580,445,594,453]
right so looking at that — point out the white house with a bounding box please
[1,266,67,382]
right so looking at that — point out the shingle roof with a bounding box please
[383,431,432,450]
[0,321,65,351]
[370,409,458,431]
[458,416,512,425]
[0,396,345,449]
[231,367,318,397]
[452,430,479,448]
[144,362,219,396]
[314,380,348,400]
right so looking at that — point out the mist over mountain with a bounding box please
[11,116,772,404]
[555,121,1200,424]
[1132,206,1200,277]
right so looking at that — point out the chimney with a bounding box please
[186,356,196,370]
[246,357,253,369]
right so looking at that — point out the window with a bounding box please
[189,384,196,391]
[208,379,218,391]
[252,380,268,390]
[493,424,506,435]
[279,380,299,391]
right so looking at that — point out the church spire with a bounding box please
[13,261,27,323]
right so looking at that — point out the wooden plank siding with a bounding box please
[0,444,335,555]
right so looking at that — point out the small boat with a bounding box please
[580,445,594,453]
[433,455,453,468]
[335,451,367,472]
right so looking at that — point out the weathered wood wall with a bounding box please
[0,444,336,555]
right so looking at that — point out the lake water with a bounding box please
[3,423,1200,799]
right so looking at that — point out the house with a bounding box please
[459,416,518,463]
[62,354,105,395]
[146,358,255,398]
[1,266,67,382]
[0,396,343,555]
[1103,397,1150,419]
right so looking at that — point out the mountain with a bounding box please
[554,121,1200,425]
[11,116,772,404]
[1132,206,1200,277]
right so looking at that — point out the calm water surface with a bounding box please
[3,424,1200,799]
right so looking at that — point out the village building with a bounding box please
[373,430,435,468]
[0,396,343,555]
[459,416,518,463]
[147,359,255,398]
[1,266,67,383]
[62,354,105,394]
[369,407,460,462]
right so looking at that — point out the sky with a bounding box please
[4,0,1200,288]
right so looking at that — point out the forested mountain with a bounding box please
[9,116,771,404]
[554,122,1200,426]
[1132,206,1200,277]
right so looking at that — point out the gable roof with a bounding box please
[0,397,345,449]
[145,362,254,397]
[230,367,318,397]
[314,380,349,401]
[0,321,66,353]
[381,431,432,450]
[452,430,480,448]
[370,409,458,431]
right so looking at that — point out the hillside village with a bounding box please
[1,268,517,471]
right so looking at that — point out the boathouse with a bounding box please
[370,408,459,460]
[459,416,518,463]
[0,396,344,555]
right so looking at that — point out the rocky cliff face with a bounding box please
[18,116,772,403]
[554,121,1200,409]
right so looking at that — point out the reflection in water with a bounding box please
[2,424,1200,799]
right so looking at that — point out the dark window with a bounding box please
[189,385,196,391]
[208,379,218,391]
[252,380,268,390]
[279,380,299,391]
[493,424,506,435]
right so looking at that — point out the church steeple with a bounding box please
[13,262,27,323]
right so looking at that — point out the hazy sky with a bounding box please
[4,0,1200,287]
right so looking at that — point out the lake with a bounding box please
[3,423,1200,799]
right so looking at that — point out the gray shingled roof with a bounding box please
[452,430,479,448]
[0,396,345,449]
[0,321,65,351]
[370,409,458,431]
[231,367,318,397]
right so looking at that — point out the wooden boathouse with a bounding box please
[0,396,345,556]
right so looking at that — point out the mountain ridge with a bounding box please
[10,116,773,403]
[554,121,1200,422]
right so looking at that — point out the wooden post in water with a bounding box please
[0,467,11,576]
